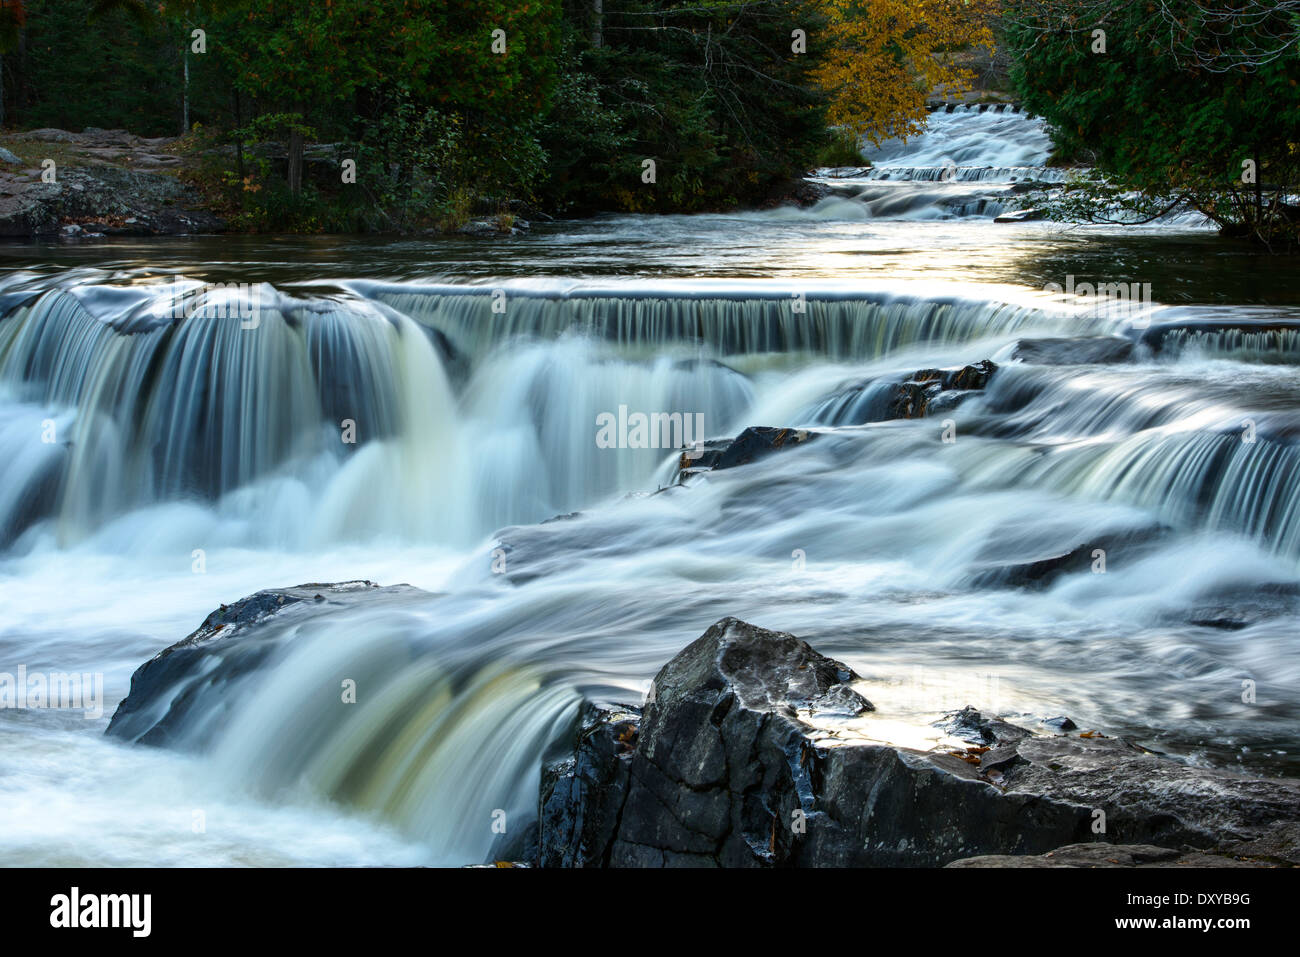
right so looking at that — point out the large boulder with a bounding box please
[538,618,1300,867]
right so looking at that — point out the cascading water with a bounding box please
[2,108,1297,868]
[871,105,1056,171]
[0,278,1096,548]
[810,104,1066,220]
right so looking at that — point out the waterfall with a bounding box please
[810,105,1065,220]
[870,106,1056,171]
[2,275,1293,559]
[0,278,1082,548]
[0,285,469,546]
[358,280,1074,359]
[810,104,1212,225]
[5,247,1299,866]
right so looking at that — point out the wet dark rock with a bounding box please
[1042,716,1079,732]
[967,521,1174,591]
[952,820,1300,867]
[1218,820,1300,865]
[537,619,1300,867]
[993,208,1046,223]
[538,703,642,868]
[1179,582,1300,631]
[947,843,1263,868]
[672,437,733,480]
[542,511,582,524]
[105,581,420,749]
[767,177,833,208]
[539,618,877,867]
[813,167,871,181]
[1188,616,1251,631]
[805,360,998,427]
[968,542,1101,589]
[889,359,997,419]
[1011,336,1134,366]
[940,705,1032,747]
[488,821,540,867]
[688,426,818,472]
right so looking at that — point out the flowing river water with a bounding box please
[2,107,1298,866]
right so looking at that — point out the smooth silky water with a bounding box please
[2,108,1299,866]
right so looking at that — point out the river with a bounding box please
[1,106,1297,866]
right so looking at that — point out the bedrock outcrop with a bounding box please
[105,586,1300,867]
[538,618,1300,867]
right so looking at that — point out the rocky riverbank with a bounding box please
[107,582,1300,868]
[0,128,225,238]
[0,125,828,239]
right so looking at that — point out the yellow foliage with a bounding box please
[810,0,996,146]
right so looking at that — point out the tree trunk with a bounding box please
[591,0,603,48]
[15,28,25,118]
[1254,149,1263,218]
[232,89,245,184]
[287,114,304,196]
[182,47,190,135]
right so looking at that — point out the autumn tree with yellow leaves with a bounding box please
[810,0,997,145]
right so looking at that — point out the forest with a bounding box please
[1,1,1294,242]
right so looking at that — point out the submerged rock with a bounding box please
[993,208,1045,223]
[458,216,530,237]
[810,359,998,426]
[105,590,1300,868]
[889,359,997,418]
[968,541,1102,589]
[1011,336,1134,366]
[105,581,420,749]
[538,618,1300,867]
[966,522,1170,590]
[685,425,818,472]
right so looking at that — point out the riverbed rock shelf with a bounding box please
[106,587,1300,867]
[536,618,1300,867]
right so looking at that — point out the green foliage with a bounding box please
[6,0,836,228]
[12,0,179,135]
[538,1,827,214]
[813,128,868,168]
[1004,0,1300,247]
